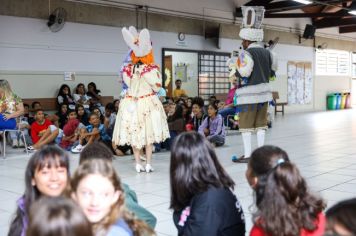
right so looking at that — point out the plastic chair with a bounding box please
[0,129,29,158]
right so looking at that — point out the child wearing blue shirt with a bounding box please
[72,112,111,153]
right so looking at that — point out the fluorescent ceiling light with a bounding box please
[349,10,356,16]
[293,0,313,4]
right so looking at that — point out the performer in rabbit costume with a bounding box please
[229,6,278,163]
[113,26,169,173]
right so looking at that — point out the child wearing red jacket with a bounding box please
[60,110,81,151]
[246,146,326,236]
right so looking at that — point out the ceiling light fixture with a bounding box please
[293,0,313,4]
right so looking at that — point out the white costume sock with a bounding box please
[242,132,252,158]
[257,129,266,147]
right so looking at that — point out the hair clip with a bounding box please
[276,158,285,165]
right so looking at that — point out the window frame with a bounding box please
[316,49,351,76]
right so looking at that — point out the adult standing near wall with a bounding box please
[0,79,24,130]
[230,6,278,163]
[112,26,169,173]
[173,79,187,100]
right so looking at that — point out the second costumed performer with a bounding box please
[112,26,170,173]
[230,6,278,163]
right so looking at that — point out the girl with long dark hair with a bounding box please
[76,104,89,126]
[113,99,120,114]
[86,82,102,109]
[57,84,75,110]
[198,103,225,147]
[55,103,68,129]
[73,83,91,111]
[246,145,326,236]
[8,145,70,236]
[170,132,245,236]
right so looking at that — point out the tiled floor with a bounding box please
[1,109,356,235]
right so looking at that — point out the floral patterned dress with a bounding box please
[0,93,22,114]
[112,63,169,149]
[0,93,22,129]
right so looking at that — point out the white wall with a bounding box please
[270,43,316,113]
[0,15,352,112]
[165,51,198,97]
[0,15,240,99]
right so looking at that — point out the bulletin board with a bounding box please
[287,61,312,104]
[175,64,188,82]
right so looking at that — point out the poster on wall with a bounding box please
[287,61,312,104]
[175,64,188,82]
[64,72,75,81]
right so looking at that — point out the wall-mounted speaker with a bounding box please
[204,23,221,49]
[302,24,316,39]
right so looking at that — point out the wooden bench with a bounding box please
[22,96,114,111]
[272,92,287,115]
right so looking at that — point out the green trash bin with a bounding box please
[327,94,337,110]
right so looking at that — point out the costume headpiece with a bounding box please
[122,26,152,57]
[239,6,265,42]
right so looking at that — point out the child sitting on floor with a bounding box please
[76,104,89,126]
[71,112,111,153]
[246,145,326,236]
[103,102,116,138]
[60,110,81,151]
[198,103,226,147]
[28,109,60,152]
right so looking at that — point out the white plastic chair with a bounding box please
[1,129,29,158]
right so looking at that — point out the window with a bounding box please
[198,52,230,101]
[316,49,350,76]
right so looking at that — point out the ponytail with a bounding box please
[250,146,326,236]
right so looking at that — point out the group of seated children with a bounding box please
[10,78,236,156]
[10,82,124,154]
[56,82,103,114]
[8,134,356,236]
[16,80,241,157]
[158,95,227,151]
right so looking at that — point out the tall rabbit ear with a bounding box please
[135,28,152,57]
[122,27,139,52]
[128,26,138,37]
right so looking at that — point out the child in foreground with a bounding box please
[71,158,155,236]
[246,145,326,236]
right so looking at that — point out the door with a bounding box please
[164,55,173,97]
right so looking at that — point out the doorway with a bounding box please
[164,55,173,97]
[163,49,199,98]
[162,48,231,102]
